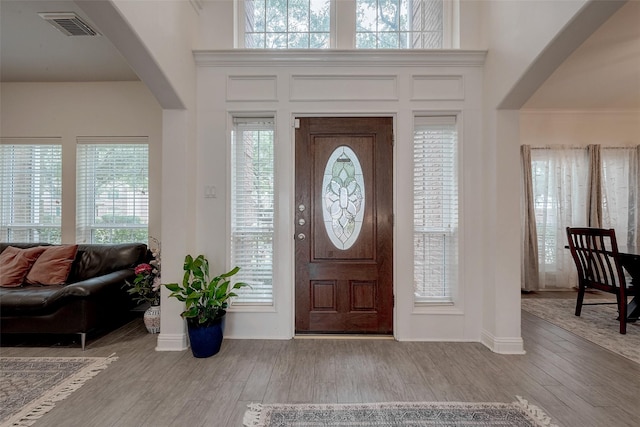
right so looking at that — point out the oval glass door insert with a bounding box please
[322,146,365,250]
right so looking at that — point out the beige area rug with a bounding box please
[0,355,117,427]
[522,298,640,364]
[243,397,558,427]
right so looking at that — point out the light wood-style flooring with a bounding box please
[2,301,640,427]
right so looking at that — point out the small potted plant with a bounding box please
[125,238,161,333]
[165,254,248,358]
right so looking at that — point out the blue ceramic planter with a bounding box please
[187,316,225,358]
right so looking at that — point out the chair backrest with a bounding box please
[566,227,627,293]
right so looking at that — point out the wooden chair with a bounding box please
[566,227,636,334]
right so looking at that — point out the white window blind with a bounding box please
[413,116,458,303]
[0,141,62,243]
[231,118,275,305]
[76,138,149,244]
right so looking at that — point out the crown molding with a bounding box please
[194,49,487,68]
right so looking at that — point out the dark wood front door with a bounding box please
[295,117,393,334]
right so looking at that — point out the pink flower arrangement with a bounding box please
[135,263,153,275]
[125,237,161,304]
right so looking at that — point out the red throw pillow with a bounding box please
[0,246,47,287]
[25,245,79,286]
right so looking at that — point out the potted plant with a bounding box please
[165,254,248,358]
[124,237,161,333]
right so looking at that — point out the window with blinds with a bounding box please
[76,138,149,244]
[231,118,275,305]
[413,116,458,304]
[0,141,62,243]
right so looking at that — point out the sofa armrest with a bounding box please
[59,269,135,298]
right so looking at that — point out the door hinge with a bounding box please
[392,294,395,307]
[293,118,300,128]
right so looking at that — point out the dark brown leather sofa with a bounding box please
[0,242,147,349]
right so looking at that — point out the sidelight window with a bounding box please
[231,117,275,305]
[413,116,458,303]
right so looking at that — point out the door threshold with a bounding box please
[294,334,394,340]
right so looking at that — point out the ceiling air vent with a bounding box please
[38,12,100,36]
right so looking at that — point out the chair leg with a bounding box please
[618,292,627,335]
[575,284,585,316]
[79,332,86,350]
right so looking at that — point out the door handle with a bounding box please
[297,233,306,240]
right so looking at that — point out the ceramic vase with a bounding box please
[143,303,161,334]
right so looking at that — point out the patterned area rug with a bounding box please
[0,355,117,427]
[243,397,558,427]
[522,298,640,364]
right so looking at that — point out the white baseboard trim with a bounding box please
[155,333,189,351]
[480,330,526,354]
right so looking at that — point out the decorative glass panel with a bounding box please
[322,146,365,250]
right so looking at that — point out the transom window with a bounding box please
[244,0,331,48]
[356,0,445,48]
[239,0,456,49]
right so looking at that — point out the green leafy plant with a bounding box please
[164,255,249,326]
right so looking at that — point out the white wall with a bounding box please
[520,111,640,147]
[0,81,163,243]
[478,0,593,352]
[524,1,640,110]
[165,0,603,352]
[77,0,202,350]
[195,51,487,342]
[20,0,618,353]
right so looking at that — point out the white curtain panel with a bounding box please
[602,146,639,248]
[531,147,588,289]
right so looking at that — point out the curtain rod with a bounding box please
[529,145,638,150]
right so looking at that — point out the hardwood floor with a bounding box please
[2,309,639,427]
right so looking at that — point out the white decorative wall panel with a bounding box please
[290,75,398,101]
[412,75,464,100]
[226,75,277,101]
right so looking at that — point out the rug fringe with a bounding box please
[2,355,118,427]
[515,395,558,427]
[243,403,263,427]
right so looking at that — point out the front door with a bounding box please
[295,117,393,334]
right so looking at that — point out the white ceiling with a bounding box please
[1,0,638,109]
[523,0,640,110]
[0,0,138,82]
